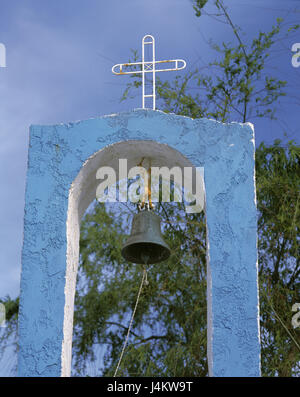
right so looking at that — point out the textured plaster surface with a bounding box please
[18,109,260,376]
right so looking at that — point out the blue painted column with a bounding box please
[18,109,260,376]
[204,124,261,376]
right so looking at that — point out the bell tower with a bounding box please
[18,108,261,377]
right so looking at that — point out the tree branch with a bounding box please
[217,0,247,58]
[104,321,141,339]
[131,334,170,346]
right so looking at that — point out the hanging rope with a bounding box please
[113,266,147,377]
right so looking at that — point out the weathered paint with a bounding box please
[18,109,260,376]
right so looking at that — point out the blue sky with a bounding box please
[0,0,299,302]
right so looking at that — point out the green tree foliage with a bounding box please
[0,296,18,369]
[256,140,300,376]
[73,202,207,376]
[123,15,287,123]
[1,0,299,377]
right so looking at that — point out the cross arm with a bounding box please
[112,59,186,75]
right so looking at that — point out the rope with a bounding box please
[113,267,147,377]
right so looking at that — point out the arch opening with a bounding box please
[63,139,206,376]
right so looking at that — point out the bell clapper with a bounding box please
[144,267,149,286]
[141,254,150,286]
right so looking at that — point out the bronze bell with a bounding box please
[121,210,171,264]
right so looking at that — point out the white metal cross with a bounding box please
[112,35,186,110]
